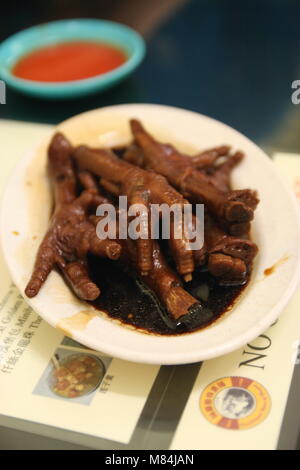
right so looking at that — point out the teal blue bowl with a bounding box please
[0,19,146,99]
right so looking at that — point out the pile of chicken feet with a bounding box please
[25,121,258,327]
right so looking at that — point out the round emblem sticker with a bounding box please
[200,376,271,430]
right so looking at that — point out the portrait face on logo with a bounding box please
[214,387,256,419]
[200,377,271,430]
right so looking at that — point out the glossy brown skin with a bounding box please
[205,214,257,263]
[119,238,202,322]
[25,133,203,322]
[86,212,203,322]
[124,121,258,284]
[25,133,121,301]
[130,119,259,227]
[204,214,257,284]
[190,145,231,169]
[73,145,195,279]
[204,151,244,193]
[25,123,259,328]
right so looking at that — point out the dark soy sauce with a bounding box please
[88,256,247,336]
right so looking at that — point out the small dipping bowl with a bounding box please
[0,19,146,99]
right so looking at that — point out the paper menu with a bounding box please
[0,216,159,445]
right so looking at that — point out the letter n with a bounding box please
[239,351,266,369]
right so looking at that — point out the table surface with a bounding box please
[2,0,300,153]
[1,0,300,450]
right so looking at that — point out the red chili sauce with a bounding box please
[12,41,127,82]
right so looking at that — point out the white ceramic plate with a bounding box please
[1,104,300,365]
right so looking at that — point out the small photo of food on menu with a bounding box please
[33,348,110,405]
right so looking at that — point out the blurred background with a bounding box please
[1,0,300,152]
